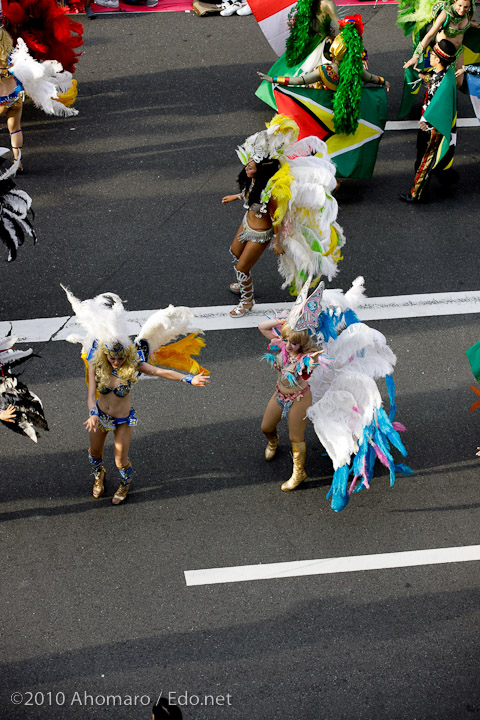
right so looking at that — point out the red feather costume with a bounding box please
[2,0,83,73]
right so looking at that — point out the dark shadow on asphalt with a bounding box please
[1,585,479,692]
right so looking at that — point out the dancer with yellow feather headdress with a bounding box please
[222,113,345,316]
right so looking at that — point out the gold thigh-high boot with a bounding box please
[112,463,132,505]
[281,441,307,491]
[264,430,279,461]
[89,452,106,498]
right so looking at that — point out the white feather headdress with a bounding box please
[62,286,131,353]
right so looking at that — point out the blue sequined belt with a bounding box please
[97,403,138,432]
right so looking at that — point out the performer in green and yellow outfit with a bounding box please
[399,39,458,203]
[398,0,479,116]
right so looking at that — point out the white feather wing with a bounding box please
[135,306,201,352]
[327,323,397,373]
[9,39,78,117]
[307,374,382,469]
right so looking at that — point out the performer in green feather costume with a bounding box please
[397,0,479,116]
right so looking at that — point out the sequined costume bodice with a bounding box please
[241,189,269,218]
[263,337,321,389]
[98,375,132,397]
[442,13,471,38]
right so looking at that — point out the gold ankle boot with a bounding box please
[112,463,132,505]
[264,431,279,461]
[281,441,307,491]
[92,466,106,498]
[112,482,130,505]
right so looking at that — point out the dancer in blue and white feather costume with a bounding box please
[276,275,413,511]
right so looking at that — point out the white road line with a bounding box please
[2,289,480,343]
[386,118,479,130]
[184,545,480,586]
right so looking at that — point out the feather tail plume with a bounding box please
[326,464,350,512]
[22,31,49,54]
[266,114,299,133]
[286,136,328,160]
[0,172,36,262]
[150,333,209,375]
[9,39,78,117]
[56,79,77,108]
[344,276,366,310]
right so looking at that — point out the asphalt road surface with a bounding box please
[1,7,479,720]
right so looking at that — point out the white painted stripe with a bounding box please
[184,545,480,586]
[3,289,480,343]
[386,118,479,130]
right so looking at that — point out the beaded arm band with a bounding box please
[273,76,291,85]
[414,41,424,57]
[90,405,99,417]
[181,375,194,384]
[465,64,480,75]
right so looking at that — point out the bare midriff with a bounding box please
[277,377,309,395]
[0,75,17,95]
[245,208,273,232]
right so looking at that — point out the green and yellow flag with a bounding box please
[256,83,387,179]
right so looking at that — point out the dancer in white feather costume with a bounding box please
[260,276,412,511]
[0,25,77,171]
[63,288,210,505]
[224,114,345,317]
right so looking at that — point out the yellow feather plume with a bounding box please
[150,333,209,375]
[266,114,299,139]
[81,352,100,398]
[325,226,343,262]
[270,163,294,226]
[56,80,78,108]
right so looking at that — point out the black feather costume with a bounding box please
[0,150,37,262]
[0,330,48,442]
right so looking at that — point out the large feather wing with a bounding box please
[9,38,78,117]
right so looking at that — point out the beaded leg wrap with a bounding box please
[112,463,132,505]
[230,269,254,317]
[281,441,307,491]
[264,430,279,461]
[229,248,241,294]
[89,452,106,499]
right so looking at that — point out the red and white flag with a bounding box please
[249,0,296,57]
